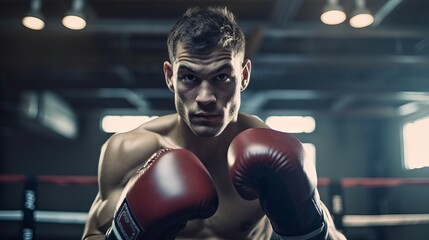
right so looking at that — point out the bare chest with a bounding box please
[178,188,269,239]
[178,156,269,239]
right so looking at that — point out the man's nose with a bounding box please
[196,81,216,105]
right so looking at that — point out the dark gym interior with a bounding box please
[1,0,428,239]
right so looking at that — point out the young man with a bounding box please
[82,7,346,240]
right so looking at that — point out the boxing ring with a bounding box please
[1,174,429,239]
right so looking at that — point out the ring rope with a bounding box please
[2,174,429,187]
[318,178,429,187]
[1,210,428,227]
[0,174,97,185]
[1,174,429,230]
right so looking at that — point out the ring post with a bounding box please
[22,175,37,240]
[329,179,344,231]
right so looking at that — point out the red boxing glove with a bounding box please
[228,128,327,239]
[106,148,218,240]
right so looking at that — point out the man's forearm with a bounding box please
[82,234,105,240]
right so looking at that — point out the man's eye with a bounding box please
[215,73,231,82]
[180,74,197,83]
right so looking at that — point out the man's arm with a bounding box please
[82,138,124,240]
[82,186,124,239]
[320,202,346,240]
[82,193,115,240]
[82,132,161,240]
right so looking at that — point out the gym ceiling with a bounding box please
[1,0,428,124]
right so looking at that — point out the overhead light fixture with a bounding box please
[350,0,374,28]
[320,0,347,25]
[22,0,45,30]
[62,0,86,30]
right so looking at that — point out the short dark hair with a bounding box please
[167,6,246,62]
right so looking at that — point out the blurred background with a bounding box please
[1,0,428,239]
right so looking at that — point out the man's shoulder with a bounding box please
[99,129,162,185]
[105,114,177,149]
[104,129,161,159]
[237,112,269,129]
[97,115,179,192]
[139,114,177,134]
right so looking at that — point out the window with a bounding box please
[101,115,158,133]
[265,116,316,164]
[303,143,316,165]
[402,116,429,170]
[265,116,316,133]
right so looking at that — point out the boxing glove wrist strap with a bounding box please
[105,199,143,240]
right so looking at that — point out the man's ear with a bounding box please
[240,59,251,91]
[163,61,174,92]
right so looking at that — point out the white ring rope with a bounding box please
[343,214,429,227]
[1,210,429,227]
[0,210,87,224]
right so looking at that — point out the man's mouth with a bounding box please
[191,113,222,122]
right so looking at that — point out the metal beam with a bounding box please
[254,54,429,66]
[1,19,427,39]
[372,0,404,28]
[272,0,303,27]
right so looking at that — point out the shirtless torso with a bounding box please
[82,113,273,240]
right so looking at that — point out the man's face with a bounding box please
[164,44,251,137]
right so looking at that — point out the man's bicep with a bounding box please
[83,137,125,239]
[83,131,160,238]
[82,187,124,239]
[95,143,126,231]
[82,193,105,239]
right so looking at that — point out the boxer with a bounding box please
[82,6,346,240]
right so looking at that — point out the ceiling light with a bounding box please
[62,0,86,30]
[22,0,45,30]
[350,0,374,28]
[321,0,347,25]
